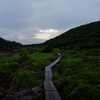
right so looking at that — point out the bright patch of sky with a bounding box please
[35,29,59,40]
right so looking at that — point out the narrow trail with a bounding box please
[44,53,62,100]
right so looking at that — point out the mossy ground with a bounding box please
[52,49,100,100]
[0,48,60,89]
[0,48,100,100]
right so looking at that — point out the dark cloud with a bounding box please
[0,0,100,44]
[0,0,33,29]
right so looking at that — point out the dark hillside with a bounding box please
[44,21,100,49]
[0,37,22,51]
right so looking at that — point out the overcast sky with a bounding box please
[0,0,100,44]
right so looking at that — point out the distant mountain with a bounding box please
[0,37,22,51]
[43,21,100,49]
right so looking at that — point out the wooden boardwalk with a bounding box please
[44,53,62,100]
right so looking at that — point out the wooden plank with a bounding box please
[44,81,50,90]
[48,81,57,91]
[45,91,53,100]
[48,72,52,81]
[44,53,62,100]
[45,67,52,72]
[49,57,61,68]
[45,67,48,72]
[45,73,49,81]
[58,57,62,61]
[45,91,61,100]
[49,61,57,67]
[52,91,61,100]
[44,81,57,91]
[44,81,61,100]
[45,72,52,81]
[48,67,52,72]
[57,52,61,56]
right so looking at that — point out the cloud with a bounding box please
[0,27,61,44]
[0,0,100,44]
[35,29,59,40]
[39,29,58,33]
[0,0,33,29]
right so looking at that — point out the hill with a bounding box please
[41,21,100,99]
[0,37,22,51]
[43,21,100,49]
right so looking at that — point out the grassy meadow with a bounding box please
[0,48,55,89]
[0,47,100,100]
[52,49,100,100]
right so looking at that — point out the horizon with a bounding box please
[0,0,100,44]
[1,20,99,45]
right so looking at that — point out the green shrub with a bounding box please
[42,46,53,53]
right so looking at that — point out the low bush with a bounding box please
[42,46,53,53]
